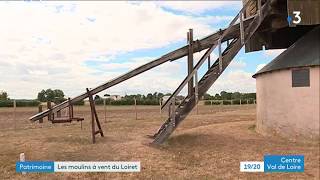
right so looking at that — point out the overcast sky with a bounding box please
[0,1,284,99]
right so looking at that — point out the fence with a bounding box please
[203,99,256,105]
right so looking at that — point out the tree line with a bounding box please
[0,89,256,107]
[203,91,256,100]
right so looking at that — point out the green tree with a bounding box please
[37,89,65,103]
[203,93,211,100]
[146,93,153,99]
[220,91,232,100]
[232,92,241,99]
[0,91,8,100]
[54,89,64,99]
[157,93,164,99]
[214,93,221,100]
[37,89,46,102]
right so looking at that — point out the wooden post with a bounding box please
[240,12,245,44]
[20,153,26,175]
[208,55,211,69]
[91,97,95,144]
[13,100,16,129]
[134,97,137,120]
[195,70,199,115]
[218,38,222,72]
[159,98,162,117]
[38,105,43,123]
[103,98,107,122]
[86,88,104,144]
[47,101,52,121]
[171,97,176,127]
[68,98,73,119]
[168,101,171,118]
[187,29,194,96]
[258,0,262,22]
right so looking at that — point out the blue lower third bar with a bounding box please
[264,155,304,173]
[16,161,54,173]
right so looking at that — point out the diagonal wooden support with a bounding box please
[170,97,176,127]
[218,38,223,72]
[240,12,245,44]
[152,0,271,144]
[187,29,194,96]
[207,55,211,69]
[29,16,257,122]
[194,69,199,114]
[86,88,104,144]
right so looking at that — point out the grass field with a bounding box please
[0,105,319,179]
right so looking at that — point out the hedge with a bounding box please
[73,100,85,106]
[204,99,256,105]
[0,100,40,107]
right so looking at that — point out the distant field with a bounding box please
[0,105,319,179]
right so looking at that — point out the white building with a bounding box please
[106,95,122,101]
[253,27,319,141]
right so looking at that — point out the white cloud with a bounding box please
[208,70,256,94]
[229,59,246,69]
[2,1,234,99]
[264,49,286,58]
[256,63,266,72]
[156,1,241,14]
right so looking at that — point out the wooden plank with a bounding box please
[187,29,194,96]
[171,98,176,127]
[13,100,16,129]
[87,88,96,143]
[287,0,320,26]
[160,1,260,111]
[134,97,137,120]
[47,101,52,121]
[29,17,256,122]
[161,45,217,110]
[218,39,222,71]
[152,0,272,144]
[194,70,199,115]
[240,12,245,44]
[68,98,73,119]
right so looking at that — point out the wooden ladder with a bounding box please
[152,0,270,144]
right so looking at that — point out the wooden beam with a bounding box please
[187,29,194,96]
[47,101,52,121]
[161,44,217,110]
[29,17,256,122]
[87,88,104,144]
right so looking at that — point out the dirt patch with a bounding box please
[0,105,318,179]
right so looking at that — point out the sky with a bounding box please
[0,1,285,99]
